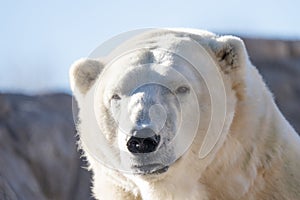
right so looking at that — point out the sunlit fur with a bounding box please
[70,28,300,200]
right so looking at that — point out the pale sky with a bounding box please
[1,0,300,93]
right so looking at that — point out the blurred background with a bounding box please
[0,0,299,199]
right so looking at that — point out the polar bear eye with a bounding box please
[175,86,190,94]
[111,94,121,100]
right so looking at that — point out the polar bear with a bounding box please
[69,29,300,200]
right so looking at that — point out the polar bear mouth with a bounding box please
[133,164,169,175]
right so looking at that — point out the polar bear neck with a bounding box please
[201,63,300,199]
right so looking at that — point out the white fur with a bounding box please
[70,28,300,200]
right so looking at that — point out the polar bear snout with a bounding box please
[127,131,161,153]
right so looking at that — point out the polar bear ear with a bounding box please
[212,35,248,74]
[69,58,104,94]
[210,35,249,99]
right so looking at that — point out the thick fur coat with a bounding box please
[70,29,300,200]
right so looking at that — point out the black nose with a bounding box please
[127,135,160,153]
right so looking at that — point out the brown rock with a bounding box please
[0,94,94,200]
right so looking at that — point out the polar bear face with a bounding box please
[70,29,247,176]
[93,50,208,174]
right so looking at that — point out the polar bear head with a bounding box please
[70,29,248,176]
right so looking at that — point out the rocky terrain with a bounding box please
[0,94,93,200]
[0,38,299,200]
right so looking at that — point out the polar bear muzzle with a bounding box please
[127,132,161,153]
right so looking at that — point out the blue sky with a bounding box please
[1,0,300,93]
